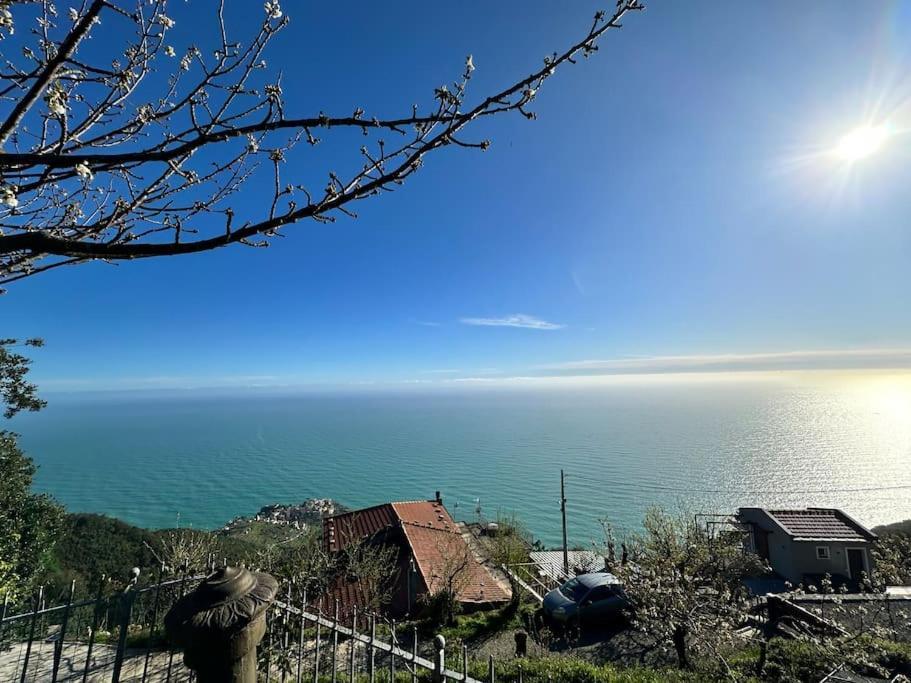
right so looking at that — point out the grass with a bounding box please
[218,519,311,547]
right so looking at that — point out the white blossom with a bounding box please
[75,162,93,180]
[164,45,175,57]
[179,54,191,71]
[0,185,18,208]
[45,86,67,116]
[0,5,13,35]
[136,104,154,122]
[264,0,282,20]
[68,7,78,21]
[246,135,259,153]
[155,13,174,29]
[465,54,475,72]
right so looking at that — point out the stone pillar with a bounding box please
[431,634,446,683]
[165,566,278,683]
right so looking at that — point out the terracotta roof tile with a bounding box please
[391,501,457,532]
[400,523,511,604]
[323,503,398,553]
[321,499,511,612]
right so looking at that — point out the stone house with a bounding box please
[736,507,877,588]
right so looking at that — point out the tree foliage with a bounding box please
[0,337,45,418]
[0,0,643,287]
[872,526,911,587]
[0,430,62,602]
[0,337,61,603]
[255,525,334,600]
[338,534,399,615]
[610,508,767,672]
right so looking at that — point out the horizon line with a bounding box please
[30,346,911,394]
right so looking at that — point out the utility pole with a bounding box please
[560,469,569,575]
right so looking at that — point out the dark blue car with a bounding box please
[542,572,626,625]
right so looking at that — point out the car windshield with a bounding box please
[559,577,590,602]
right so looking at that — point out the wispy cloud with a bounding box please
[460,314,564,330]
[538,348,911,376]
[36,374,286,392]
[411,319,441,327]
[421,369,462,374]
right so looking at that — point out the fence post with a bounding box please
[349,606,357,680]
[51,579,76,683]
[19,585,43,683]
[166,565,190,683]
[432,634,445,683]
[112,567,141,683]
[488,655,495,683]
[265,606,274,682]
[313,607,322,683]
[389,619,396,681]
[411,627,418,683]
[462,644,468,682]
[331,600,339,683]
[514,631,527,658]
[165,566,278,683]
[368,614,375,682]
[82,575,106,683]
[281,605,290,683]
[142,563,166,683]
[296,590,306,683]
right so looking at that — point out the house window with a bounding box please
[816,546,830,560]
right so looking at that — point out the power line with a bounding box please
[565,474,911,496]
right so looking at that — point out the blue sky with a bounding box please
[4,1,911,391]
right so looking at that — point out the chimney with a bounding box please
[435,490,442,504]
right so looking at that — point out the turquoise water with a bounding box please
[13,375,911,546]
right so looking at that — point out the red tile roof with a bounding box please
[392,500,457,531]
[766,508,874,542]
[321,499,511,614]
[323,503,398,553]
[400,523,511,604]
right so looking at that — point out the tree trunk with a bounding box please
[672,624,690,669]
[755,638,768,677]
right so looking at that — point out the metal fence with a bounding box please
[0,570,203,683]
[2,575,528,683]
[264,595,490,683]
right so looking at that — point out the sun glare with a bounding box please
[834,124,889,162]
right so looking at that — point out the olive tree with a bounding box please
[0,0,643,288]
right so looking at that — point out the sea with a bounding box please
[12,372,911,547]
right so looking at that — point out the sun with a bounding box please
[834,124,889,162]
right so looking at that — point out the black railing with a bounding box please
[3,573,533,683]
[1,570,204,682]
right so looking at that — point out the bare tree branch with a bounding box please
[0,0,644,286]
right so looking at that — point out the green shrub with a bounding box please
[467,656,711,682]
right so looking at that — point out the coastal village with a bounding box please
[2,493,911,682]
[131,493,907,682]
